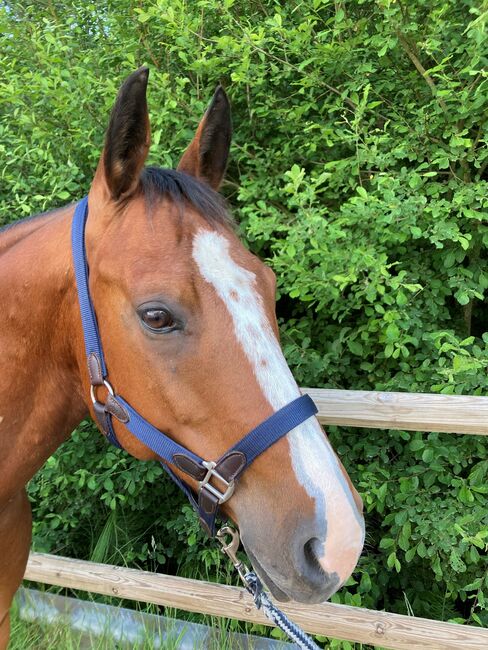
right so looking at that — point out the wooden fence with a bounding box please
[24,389,488,649]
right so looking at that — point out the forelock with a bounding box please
[139,167,234,228]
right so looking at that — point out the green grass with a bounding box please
[8,596,282,650]
[8,599,188,650]
[9,607,107,649]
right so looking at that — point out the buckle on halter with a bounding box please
[199,460,235,504]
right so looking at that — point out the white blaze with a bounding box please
[192,230,364,580]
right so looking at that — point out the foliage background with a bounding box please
[1,0,487,645]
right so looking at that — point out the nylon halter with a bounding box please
[71,196,318,536]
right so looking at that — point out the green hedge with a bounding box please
[1,0,487,643]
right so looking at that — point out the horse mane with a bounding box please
[140,167,234,228]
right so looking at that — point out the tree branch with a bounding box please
[396,31,448,112]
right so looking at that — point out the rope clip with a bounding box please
[216,525,320,650]
[216,525,251,587]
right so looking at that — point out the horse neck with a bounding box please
[0,205,87,501]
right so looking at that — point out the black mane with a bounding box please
[140,167,233,227]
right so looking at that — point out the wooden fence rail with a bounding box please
[24,388,488,649]
[306,388,488,435]
[25,554,488,650]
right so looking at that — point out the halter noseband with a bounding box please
[71,196,318,536]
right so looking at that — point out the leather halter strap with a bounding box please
[71,197,318,535]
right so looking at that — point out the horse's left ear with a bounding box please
[177,86,232,190]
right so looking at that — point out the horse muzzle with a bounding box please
[240,514,364,604]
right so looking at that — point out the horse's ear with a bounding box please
[177,86,231,190]
[96,67,151,201]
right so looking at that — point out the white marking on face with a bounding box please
[192,230,364,581]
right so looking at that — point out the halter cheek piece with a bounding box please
[72,197,318,536]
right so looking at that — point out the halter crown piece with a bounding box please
[71,196,318,536]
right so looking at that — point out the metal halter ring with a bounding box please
[199,460,235,504]
[90,379,115,407]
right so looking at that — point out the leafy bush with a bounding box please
[1,0,487,643]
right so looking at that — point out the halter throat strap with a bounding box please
[71,196,318,536]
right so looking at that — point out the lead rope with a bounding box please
[216,526,321,650]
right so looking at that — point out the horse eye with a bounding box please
[140,308,176,332]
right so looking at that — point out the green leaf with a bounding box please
[348,339,363,355]
[417,541,427,558]
[458,485,474,504]
[387,551,397,569]
[410,439,425,451]
[103,477,114,492]
[359,572,371,592]
[380,537,395,549]
[422,448,434,463]
[385,323,400,341]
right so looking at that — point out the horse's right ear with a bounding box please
[93,67,151,202]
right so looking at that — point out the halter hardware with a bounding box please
[217,526,250,585]
[199,460,235,504]
[72,196,318,536]
[90,378,115,408]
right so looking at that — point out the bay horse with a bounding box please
[0,67,364,647]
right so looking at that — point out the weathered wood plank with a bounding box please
[304,388,488,435]
[25,553,488,650]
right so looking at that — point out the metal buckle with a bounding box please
[198,460,235,504]
[90,379,114,408]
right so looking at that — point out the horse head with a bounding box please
[80,68,364,604]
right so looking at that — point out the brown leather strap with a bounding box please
[173,450,246,486]
[105,394,129,423]
[87,352,104,385]
[173,450,246,532]
[172,454,206,480]
[92,401,112,436]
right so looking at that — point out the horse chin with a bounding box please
[242,544,291,602]
[241,535,342,605]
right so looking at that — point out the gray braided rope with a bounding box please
[244,572,321,650]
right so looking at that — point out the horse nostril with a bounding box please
[302,538,328,582]
[294,536,341,602]
[303,537,321,568]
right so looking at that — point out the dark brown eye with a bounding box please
[140,308,176,332]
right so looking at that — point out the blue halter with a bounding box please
[71,196,318,535]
